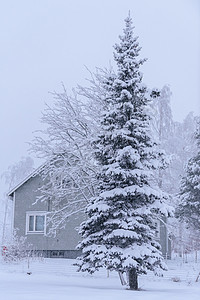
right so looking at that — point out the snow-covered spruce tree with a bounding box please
[177,123,200,231]
[77,15,171,290]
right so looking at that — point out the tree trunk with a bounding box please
[128,268,138,290]
[118,271,127,285]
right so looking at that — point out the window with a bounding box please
[50,251,64,258]
[26,212,46,234]
[153,220,160,239]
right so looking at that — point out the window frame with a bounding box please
[26,211,47,235]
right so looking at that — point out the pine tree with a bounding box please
[77,15,171,290]
[178,123,200,230]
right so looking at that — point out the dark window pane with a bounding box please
[29,216,34,231]
[35,216,44,231]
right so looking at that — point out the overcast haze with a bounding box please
[0,0,200,195]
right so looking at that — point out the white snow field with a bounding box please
[0,257,200,300]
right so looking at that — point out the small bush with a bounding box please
[1,230,34,263]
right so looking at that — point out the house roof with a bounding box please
[7,154,70,197]
[7,163,45,197]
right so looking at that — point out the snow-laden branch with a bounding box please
[30,68,116,233]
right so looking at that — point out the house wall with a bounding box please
[13,174,85,257]
[159,217,171,259]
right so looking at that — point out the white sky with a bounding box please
[0,0,200,194]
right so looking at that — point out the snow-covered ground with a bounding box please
[0,257,200,300]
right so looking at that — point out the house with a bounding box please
[8,167,84,259]
[8,167,171,259]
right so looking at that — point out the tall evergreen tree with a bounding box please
[178,123,200,230]
[77,15,171,290]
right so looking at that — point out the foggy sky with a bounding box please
[0,0,200,195]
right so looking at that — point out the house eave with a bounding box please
[7,163,45,197]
